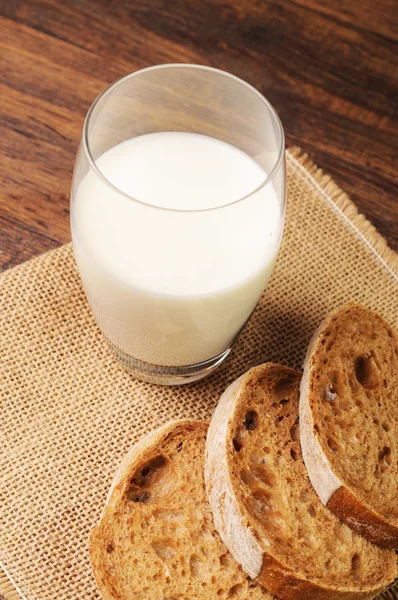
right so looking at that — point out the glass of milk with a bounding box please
[71,64,285,385]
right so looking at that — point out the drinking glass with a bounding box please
[71,64,285,385]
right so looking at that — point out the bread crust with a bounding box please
[299,324,342,505]
[205,374,264,579]
[205,363,397,600]
[327,487,398,549]
[258,554,377,600]
[300,303,398,549]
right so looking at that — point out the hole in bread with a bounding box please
[308,504,316,517]
[253,385,266,404]
[324,384,337,402]
[327,437,338,452]
[378,446,391,462]
[298,524,306,539]
[327,370,348,401]
[220,553,229,567]
[131,455,168,488]
[176,442,183,453]
[354,355,381,390]
[290,448,299,461]
[240,469,255,486]
[251,466,277,488]
[190,554,208,578]
[152,539,176,560]
[290,419,299,441]
[228,583,247,597]
[126,455,176,503]
[355,399,364,411]
[217,590,224,597]
[248,489,272,521]
[233,438,242,452]
[243,411,258,431]
[382,422,390,432]
[106,543,114,554]
[274,415,284,426]
[126,488,151,503]
[351,554,361,572]
[279,398,289,406]
[249,453,266,465]
[275,375,298,397]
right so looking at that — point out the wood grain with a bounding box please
[0,0,397,267]
[0,5,397,598]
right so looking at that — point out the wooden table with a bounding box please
[1,0,397,272]
[0,4,397,599]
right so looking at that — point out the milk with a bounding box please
[71,132,283,366]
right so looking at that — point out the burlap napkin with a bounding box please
[0,148,397,600]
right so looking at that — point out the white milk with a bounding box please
[71,132,283,366]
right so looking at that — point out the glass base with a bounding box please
[106,340,231,385]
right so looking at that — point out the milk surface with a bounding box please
[72,132,283,366]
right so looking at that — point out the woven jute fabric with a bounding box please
[0,148,397,600]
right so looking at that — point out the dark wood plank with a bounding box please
[289,0,398,41]
[0,0,397,273]
[0,214,59,271]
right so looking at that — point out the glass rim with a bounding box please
[82,63,285,214]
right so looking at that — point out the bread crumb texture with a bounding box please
[90,421,274,600]
[308,304,398,530]
[222,364,396,597]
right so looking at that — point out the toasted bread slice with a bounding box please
[205,363,397,600]
[300,303,398,548]
[90,420,274,600]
